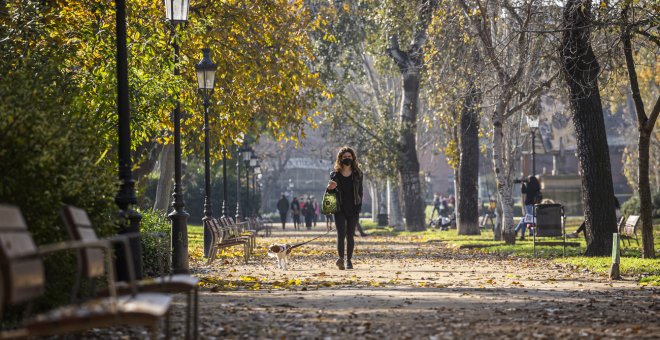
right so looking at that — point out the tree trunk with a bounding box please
[391,68,425,231]
[386,1,437,231]
[390,182,404,231]
[621,17,658,258]
[492,111,517,244]
[457,83,480,235]
[153,143,174,213]
[638,132,655,258]
[493,194,503,241]
[560,0,617,256]
[370,179,379,223]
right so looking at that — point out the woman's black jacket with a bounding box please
[327,170,363,214]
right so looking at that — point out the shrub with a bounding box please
[139,209,172,278]
[621,193,660,218]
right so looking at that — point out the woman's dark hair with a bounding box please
[614,196,620,209]
[527,175,539,186]
[333,146,362,174]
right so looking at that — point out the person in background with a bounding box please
[431,194,441,219]
[290,197,301,230]
[514,175,541,240]
[304,196,315,230]
[312,196,320,227]
[276,194,289,230]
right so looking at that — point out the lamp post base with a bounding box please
[202,215,213,258]
[169,209,190,274]
[116,208,143,281]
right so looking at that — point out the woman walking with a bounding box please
[325,146,363,270]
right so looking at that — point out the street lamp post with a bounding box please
[195,48,217,257]
[526,115,540,176]
[250,154,259,216]
[256,170,262,216]
[243,147,253,217]
[236,144,249,221]
[222,146,229,218]
[165,0,190,274]
[253,163,260,216]
[114,0,142,281]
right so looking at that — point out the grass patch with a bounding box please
[361,219,660,279]
[640,276,660,286]
[554,256,660,277]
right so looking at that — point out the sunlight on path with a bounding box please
[189,225,659,339]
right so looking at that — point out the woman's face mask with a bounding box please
[341,158,353,166]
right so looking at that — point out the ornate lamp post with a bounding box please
[252,161,260,217]
[526,115,540,176]
[236,143,250,221]
[114,0,142,280]
[243,146,253,217]
[164,0,190,274]
[221,146,229,218]
[195,48,217,257]
[249,153,258,216]
[255,170,263,216]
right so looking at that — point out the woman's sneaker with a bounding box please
[346,260,353,269]
[335,258,345,270]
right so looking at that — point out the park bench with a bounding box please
[221,216,256,252]
[248,216,272,237]
[205,218,251,265]
[60,206,199,340]
[618,215,640,247]
[0,205,171,339]
[532,203,580,257]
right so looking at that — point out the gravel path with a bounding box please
[80,225,660,339]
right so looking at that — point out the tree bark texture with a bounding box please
[638,133,656,258]
[621,16,658,258]
[390,183,404,231]
[457,83,481,235]
[386,1,437,231]
[399,71,425,231]
[492,113,516,244]
[560,0,617,256]
[153,143,174,213]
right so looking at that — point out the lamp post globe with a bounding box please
[164,0,189,23]
[195,48,217,257]
[165,0,190,273]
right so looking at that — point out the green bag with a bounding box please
[321,191,338,215]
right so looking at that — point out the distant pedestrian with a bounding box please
[276,194,289,230]
[431,194,441,219]
[514,175,541,240]
[291,197,301,230]
[304,197,315,230]
[312,196,320,227]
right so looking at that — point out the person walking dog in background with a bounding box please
[326,146,363,270]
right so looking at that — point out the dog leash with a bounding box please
[289,227,336,250]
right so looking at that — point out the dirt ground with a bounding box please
[181,225,660,339]
[82,224,659,339]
